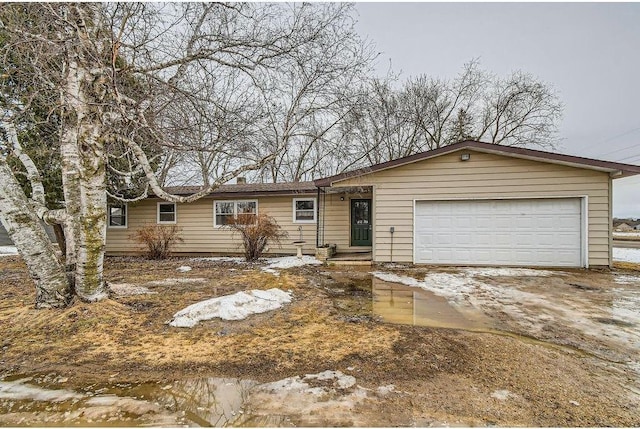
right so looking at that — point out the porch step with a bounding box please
[326,252,372,266]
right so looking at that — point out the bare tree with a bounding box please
[337,60,563,169]
[0,3,370,307]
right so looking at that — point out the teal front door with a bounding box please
[351,199,372,246]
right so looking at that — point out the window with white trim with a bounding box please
[108,204,127,228]
[214,200,257,226]
[157,202,176,224]
[293,198,316,223]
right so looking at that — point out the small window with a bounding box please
[215,201,235,226]
[214,200,258,227]
[157,202,176,224]
[108,204,127,228]
[293,198,316,223]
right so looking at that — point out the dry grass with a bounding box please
[613,260,640,271]
[0,256,399,384]
[1,255,639,426]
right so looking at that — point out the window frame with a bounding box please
[107,203,128,229]
[157,202,177,224]
[213,199,258,228]
[292,197,317,224]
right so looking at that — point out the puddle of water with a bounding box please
[0,375,270,427]
[0,372,349,427]
[372,277,492,331]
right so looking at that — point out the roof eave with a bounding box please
[315,141,640,185]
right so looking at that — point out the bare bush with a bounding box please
[133,225,183,260]
[224,213,287,261]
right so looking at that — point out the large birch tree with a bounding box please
[0,2,371,307]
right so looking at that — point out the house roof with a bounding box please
[155,181,317,198]
[314,140,640,187]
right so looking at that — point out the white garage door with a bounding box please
[414,198,583,267]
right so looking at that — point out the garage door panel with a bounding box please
[414,198,582,267]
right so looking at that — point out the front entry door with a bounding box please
[351,199,372,246]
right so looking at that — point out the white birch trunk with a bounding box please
[60,21,108,302]
[0,158,71,308]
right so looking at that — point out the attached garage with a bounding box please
[414,198,584,267]
[316,140,640,268]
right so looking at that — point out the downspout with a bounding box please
[390,226,395,263]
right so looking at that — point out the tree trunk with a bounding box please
[59,17,109,302]
[0,159,72,308]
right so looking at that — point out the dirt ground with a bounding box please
[0,255,639,427]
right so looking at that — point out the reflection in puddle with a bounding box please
[0,376,265,427]
[0,373,336,427]
[372,278,493,331]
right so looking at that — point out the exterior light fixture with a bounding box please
[340,196,345,201]
[460,153,471,161]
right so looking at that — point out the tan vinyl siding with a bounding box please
[107,194,320,256]
[332,149,611,266]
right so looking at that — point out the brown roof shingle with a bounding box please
[154,181,317,197]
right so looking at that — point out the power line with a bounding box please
[616,153,640,162]
[579,126,640,154]
[589,140,640,159]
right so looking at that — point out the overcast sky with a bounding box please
[354,2,640,218]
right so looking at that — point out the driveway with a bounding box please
[371,265,640,395]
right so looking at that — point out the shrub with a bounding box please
[224,212,287,261]
[133,224,183,260]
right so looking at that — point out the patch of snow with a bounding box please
[305,370,356,389]
[614,231,640,238]
[0,378,84,402]
[372,268,556,303]
[263,255,323,270]
[190,257,246,263]
[259,370,356,396]
[259,376,311,393]
[109,283,156,296]
[490,389,516,401]
[462,267,555,277]
[613,247,640,263]
[146,278,207,286]
[371,271,476,302]
[376,385,396,396]
[0,246,18,256]
[612,288,640,325]
[614,274,640,285]
[169,288,292,328]
[371,271,425,288]
[176,266,192,272]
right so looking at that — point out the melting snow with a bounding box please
[372,268,557,303]
[613,231,640,238]
[109,283,156,296]
[462,267,555,277]
[259,370,357,395]
[177,266,192,272]
[305,370,356,389]
[490,389,517,401]
[263,255,323,270]
[0,378,83,402]
[0,246,18,256]
[146,278,207,286]
[260,256,323,275]
[614,274,640,285]
[169,288,292,328]
[613,247,640,263]
[190,257,246,263]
